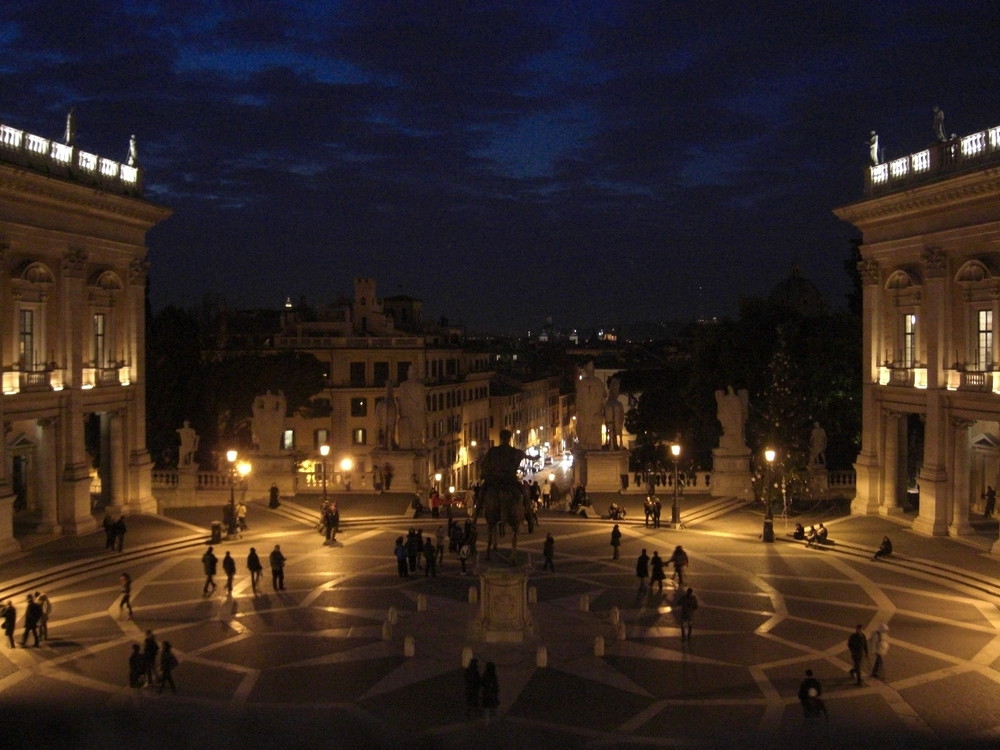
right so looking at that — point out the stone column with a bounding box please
[35,417,61,533]
[948,417,975,536]
[126,258,157,512]
[881,410,902,513]
[59,391,97,535]
[913,395,950,536]
[853,258,882,514]
[110,410,130,511]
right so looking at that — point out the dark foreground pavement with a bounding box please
[1,493,1000,750]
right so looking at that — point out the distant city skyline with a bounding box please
[1,1,997,333]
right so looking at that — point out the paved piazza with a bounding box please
[2,498,1000,749]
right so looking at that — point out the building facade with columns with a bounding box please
[835,123,1000,537]
[0,118,171,553]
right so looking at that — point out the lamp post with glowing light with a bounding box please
[668,441,683,528]
[340,456,354,491]
[226,449,251,537]
[762,448,776,543]
[319,444,329,504]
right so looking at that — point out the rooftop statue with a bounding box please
[933,106,946,142]
[176,420,199,468]
[809,422,827,467]
[868,131,879,166]
[604,377,625,450]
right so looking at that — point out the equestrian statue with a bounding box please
[475,429,534,562]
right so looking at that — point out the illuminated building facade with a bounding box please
[835,124,1000,538]
[0,118,171,551]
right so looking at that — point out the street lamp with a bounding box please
[226,449,251,537]
[340,456,354,490]
[319,444,330,503]
[669,441,683,528]
[762,448,776,543]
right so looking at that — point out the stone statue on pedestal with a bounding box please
[714,386,749,452]
[809,422,827,467]
[375,380,398,449]
[252,390,287,453]
[396,366,427,450]
[176,420,199,468]
[576,361,607,450]
[604,378,625,450]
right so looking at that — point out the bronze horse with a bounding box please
[474,482,534,562]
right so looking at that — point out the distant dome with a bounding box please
[768,265,827,316]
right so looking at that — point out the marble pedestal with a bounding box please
[577,450,629,492]
[469,566,533,643]
[370,449,428,494]
[711,447,753,500]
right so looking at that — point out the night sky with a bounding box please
[1,1,997,334]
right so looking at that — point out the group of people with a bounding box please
[2,591,52,648]
[127,629,178,693]
[102,514,128,552]
[394,520,479,577]
[793,522,829,546]
[847,622,891,684]
[201,545,285,594]
[643,495,663,527]
[319,499,340,543]
[464,658,500,723]
[635,545,689,593]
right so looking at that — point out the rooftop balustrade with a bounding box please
[867,125,1000,196]
[0,121,142,195]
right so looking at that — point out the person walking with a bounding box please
[119,572,133,619]
[2,600,15,648]
[246,547,263,594]
[158,641,178,694]
[668,545,689,586]
[481,661,500,725]
[636,549,649,591]
[464,657,481,719]
[103,513,116,550]
[677,587,698,642]
[128,643,144,688]
[270,544,286,590]
[984,486,997,518]
[610,524,622,560]
[847,623,868,685]
[870,623,890,679]
[436,525,446,565]
[20,594,42,647]
[423,537,438,577]
[652,497,662,528]
[37,593,51,642]
[650,551,666,593]
[222,551,236,594]
[542,533,555,572]
[142,630,159,687]
[201,547,218,595]
[114,516,127,552]
[798,669,827,721]
[394,537,409,578]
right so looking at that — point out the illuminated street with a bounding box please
[1,495,999,749]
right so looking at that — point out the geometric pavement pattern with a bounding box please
[1,509,1000,749]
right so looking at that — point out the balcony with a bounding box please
[946,368,1000,394]
[82,365,130,389]
[878,364,927,389]
[2,365,64,394]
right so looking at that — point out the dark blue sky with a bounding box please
[1,1,997,333]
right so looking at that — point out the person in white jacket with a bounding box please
[870,623,890,679]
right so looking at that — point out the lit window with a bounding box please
[281,430,295,451]
[902,314,917,367]
[976,310,993,370]
[352,428,367,445]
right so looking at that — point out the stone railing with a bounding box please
[827,470,856,489]
[273,334,423,349]
[867,124,1000,196]
[0,121,142,195]
[628,471,712,494]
